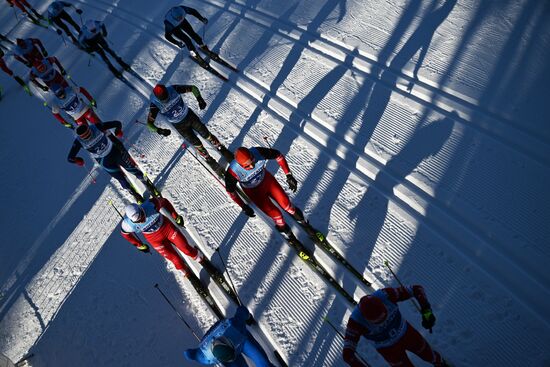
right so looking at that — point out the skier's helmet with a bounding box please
[211,337,236,363]
[153,84,169,101]
[235,147,254,169]
[359,295,388,324]
[85,20,97,32]
[76,124,93,140]
[125,203,145,223]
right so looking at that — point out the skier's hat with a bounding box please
[153,84,169,101]
[235,147,254,167]
[76,124,93,140]
[211,337,236,363]
[359,295,388,323]
[125,203,144,223]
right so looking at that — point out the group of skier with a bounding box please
[1,1,451,366]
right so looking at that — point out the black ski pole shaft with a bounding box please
[214,247,242,306]
[383,260,432,333]
[323,317,371,367]
[184,143,225,188]
[383,260,420,312]
[154,283,201,341]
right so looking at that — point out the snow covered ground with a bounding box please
[1,0,549,366]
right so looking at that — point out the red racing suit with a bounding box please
[120,198,199,274]
[225,147,296,226]
[14,38,46,67]
[343,286,445,367]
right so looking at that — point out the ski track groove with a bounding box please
[2,3,548,362]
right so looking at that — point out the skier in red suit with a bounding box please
[343,285,450,367]
[120,198,204,276]
[224,146,313,244]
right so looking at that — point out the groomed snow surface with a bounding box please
[1,0,549,366]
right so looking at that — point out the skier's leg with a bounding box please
[247,183,286,228]
[376,339,414,367]
[95,46,121,76]
[59,10,80,33]
[151,238,190,276]
[402,323,445,366]
[241,332,276,367]
[178,19,204,46]
[264,172,296,216]
[172,27,197,52]
[175,116,211,160]
[165,224,199,259]
[53,17,73,39]
[187,110,234,161]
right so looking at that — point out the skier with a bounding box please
[49,84,100,127]
[14,37,47,67]
[163,5,210,65]
[29,55,69,90]
[0,48,31,94]
[147,83,233,174]
[47,1,83,43]
[68,121,159,202]
[120,198,206,276]
[6,0,43,24]
[184,306,275,367]
[343,285,449,367]
[224,147,311,248]
[78,19,131,78]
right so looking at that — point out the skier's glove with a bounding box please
[56,29,62,35]
[90,99,97,108]
[43,51,48,57]
[286,173,298,192]
[63,123,73,129]
[157,128,171,137]
[115,128,123,138]
[175,215,184,227]
[137,243,150,253]
[202,17,208,24]
[75,8,83,14]
[242,204,255,217]
[197,96,207,110]
[73,157,85,166]
[421,308,436,330]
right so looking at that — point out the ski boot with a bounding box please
[208,135,234,162]
[190,49,209,68]
[277,224,311,260]
[197,145,225,177]
[143,177,162,198]
[117,58,132,71]
[292,208,324,244]
[128,186,143,204]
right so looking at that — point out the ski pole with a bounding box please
[214,247,242,306]
[67,74,78,87]
[383,260,431,333]
[134,119,148,126]
[323,317,371,366]
[83,163,96,183]
[154,283,201,341]
[183,143,226,188]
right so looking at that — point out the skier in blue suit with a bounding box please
[184,306,275,367]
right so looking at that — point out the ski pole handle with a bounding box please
[214,247,242,306]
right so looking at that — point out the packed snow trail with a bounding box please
[1,0,549,366]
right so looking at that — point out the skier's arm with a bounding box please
[14,54,31,67]
[79,87,96,106]
[0,58,13,75]
[232,306,250,329]
[50,56,67,75]
[67,139,84,164]
[32,38,47,56]
[120,230,144,248]
[146,104,160,131]
[53,111,70,126]
[30,74,48,91]
[255,147,291,174]
[173,85,206,109]
[384,285,430,309]
[153,197,180,220]
[182,6,207,23]
[225,170,246,207]
[342,318,369,367]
